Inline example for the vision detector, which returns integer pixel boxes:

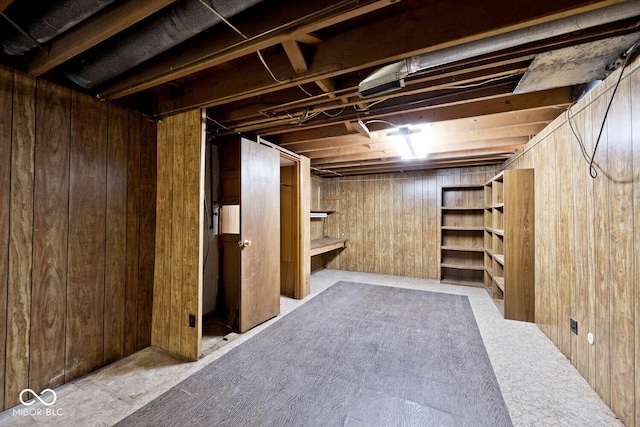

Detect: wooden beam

[315,78,336,98]
[276,103,564,147]
[315,158,507,176]
[344,120,371,138]
[282,40,309,74]
[304,137,530,159]
[311,143,523,165]
[100,0,397,99]
[157,0,621,115]
[0,0,12,14]
[295,33,324,45]
[238,81,518,135]
[28,0,175,76]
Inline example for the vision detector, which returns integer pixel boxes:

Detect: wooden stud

[5,72,35,408]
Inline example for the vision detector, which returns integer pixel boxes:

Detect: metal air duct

[358,1,640,98]
[1,0,117,56]
[64,0,262,89]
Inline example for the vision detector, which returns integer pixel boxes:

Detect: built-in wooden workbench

[310,237,348,256]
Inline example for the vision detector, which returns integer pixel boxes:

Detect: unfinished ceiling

[1,0,639,176]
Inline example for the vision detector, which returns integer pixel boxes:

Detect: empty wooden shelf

[440,184,485,287]
[310,237,347,256]
[484,169,535,322]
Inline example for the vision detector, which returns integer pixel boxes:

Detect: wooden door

[239,138,280,332]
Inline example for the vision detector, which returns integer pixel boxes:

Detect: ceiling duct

[64,0,263,89]
[1,0,117,56]
[358,1,640,98]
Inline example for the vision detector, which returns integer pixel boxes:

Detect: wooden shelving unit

[484,169,535,322]
[440,184,485,287]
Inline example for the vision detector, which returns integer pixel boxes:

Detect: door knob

[238,239,252,248]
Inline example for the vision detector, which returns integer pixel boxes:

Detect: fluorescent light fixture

[387,124,431,160]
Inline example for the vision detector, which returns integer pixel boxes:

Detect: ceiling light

[387,125,430,160]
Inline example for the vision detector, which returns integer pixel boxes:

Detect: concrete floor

[0,269,623,426]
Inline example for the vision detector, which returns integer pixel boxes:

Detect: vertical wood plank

[557,126,573,359]
[378,177,391,275]
[152,117,171,351]
[362,178,375,273]
[66,91,107,381]
[569,102,593,381]
[181,110,203,360]
[606,75,634,425]
[29,80,70,394]
[632,62,640,427]
[591,83,612,406]
[5,72,35,408]
[298,156,310,297]
[137,117,157,350]
[169,114,184,355]
[427,171,438,279]
[124,112,141,356]
[402,177,415,277]
[0,66,12,410]
[392,178,403,277]
[103,104,128,364]
[414,175,424,278]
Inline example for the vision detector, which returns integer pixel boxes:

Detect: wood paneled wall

[505,54,640,426]
[0,66,156,410]
[312,166,495,278]
[153,110,204,361]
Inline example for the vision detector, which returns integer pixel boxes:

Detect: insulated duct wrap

[1,0,116,56]
[64,0,262,89]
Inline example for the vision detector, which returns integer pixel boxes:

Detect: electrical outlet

[189,314,196,328]
[570,317,578,335]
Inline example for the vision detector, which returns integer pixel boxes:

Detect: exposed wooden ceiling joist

[0,0,12,14]
[100,0,397,99]
[156,0,622,115]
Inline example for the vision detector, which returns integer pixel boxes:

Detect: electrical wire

[298,84,314,97]
[198,0,289,84]
[441,73,521,89]
[566,105,591,164]
[353,97,388,112]
[206,115,233,131]
[364,119,400,128]
[569,40,638,178]
[323,107,345,118]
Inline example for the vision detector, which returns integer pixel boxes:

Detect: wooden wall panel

[104,105,128,364]
[504,55,640,426]
[299,156,311,298]
[66,92,108,380]
[181,109,204,360]
[137,118,157,350]
[29,81,70,394]
[606,75,634,423]
[152,110,203,361]
[633,65,640,427]
[591,85,612,407]
[313,167,493,279]
[0,65,156,411]
[5,72,35,408]
[125,112,141,356]
[0,66,12,411]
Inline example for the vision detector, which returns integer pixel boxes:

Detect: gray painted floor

[0,270,623,426]
[116,282,512,426]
